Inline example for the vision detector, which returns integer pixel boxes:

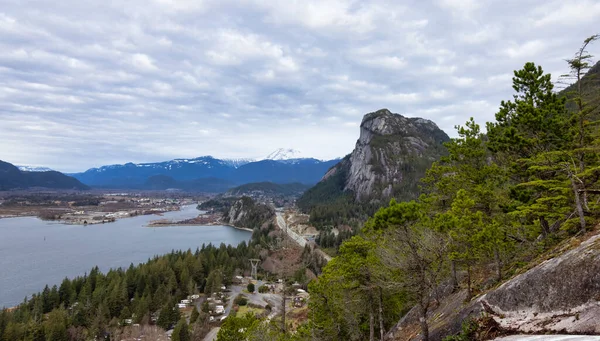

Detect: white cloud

[0,0,598,171]
[505,40,545,59]
[130,53,158,71]
[534,0,600,27]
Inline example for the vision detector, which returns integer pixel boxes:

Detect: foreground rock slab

[494,336,600,341]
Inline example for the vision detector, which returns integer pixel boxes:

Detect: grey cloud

[0,0,598,172]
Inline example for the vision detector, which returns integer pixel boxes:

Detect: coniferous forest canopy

[1,36,600,341]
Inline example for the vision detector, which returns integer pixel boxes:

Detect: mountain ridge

[70,155,340,189]
[0,160,89,191]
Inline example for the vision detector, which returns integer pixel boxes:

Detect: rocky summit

[320,109,449,202]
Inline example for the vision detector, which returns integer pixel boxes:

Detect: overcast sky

[0,0,598,172]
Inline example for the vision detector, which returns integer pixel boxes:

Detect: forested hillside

[0,243,257,340]
[0,160,89,191]
[307,37,600,341]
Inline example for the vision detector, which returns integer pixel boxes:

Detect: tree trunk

[450,260,458,292]
[466,265,472,299]
[571,176,586,233]
[281,283,287,335]
[494,248,502,282]
[577,67,585,173]
[540,216,550,238]
[369,302,375,341]
[419,303,429,341]
[379,287,385,341]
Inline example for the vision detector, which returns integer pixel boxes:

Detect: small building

[215,305,225,314]
[177,303,187,309]
[180,299,191,305]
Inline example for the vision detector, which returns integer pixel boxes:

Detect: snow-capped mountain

[264,148,302,160]
[17,165,54,172]
[221,158,255,168]
[70,154,341,189]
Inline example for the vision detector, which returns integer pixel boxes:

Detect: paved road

[494,336,600,340]
[276,212,306,247]
[203,327,220,341]
[275,212,332,262]
[224,285,242,316]
[200,286,242,341]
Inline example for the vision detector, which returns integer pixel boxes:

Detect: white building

[215,305,225,314]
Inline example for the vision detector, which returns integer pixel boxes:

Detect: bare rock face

[481,234,600,334]
[342,109,448,202]
[386,233,600,341]
[223,196,274,229]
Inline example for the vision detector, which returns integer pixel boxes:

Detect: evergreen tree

[189,307,200,324]
[171,319,190,341]
[487,62,573,237]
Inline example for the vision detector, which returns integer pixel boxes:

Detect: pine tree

[487,62,573,237]
[171,319,190,341]
[190,307,200,324]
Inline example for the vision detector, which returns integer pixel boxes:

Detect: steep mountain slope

[562,59,600,118]
[72,156,339,188]
[298,109,449,216]
[223,196,275,229]
[0,160,89,190]
[386,231,600,340]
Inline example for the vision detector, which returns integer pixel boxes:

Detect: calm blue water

[0,205,251,308]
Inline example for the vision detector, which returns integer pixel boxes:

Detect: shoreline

[0,206,187,224]
[147,221,254,233]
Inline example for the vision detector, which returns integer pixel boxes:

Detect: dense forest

[0,237,266,340]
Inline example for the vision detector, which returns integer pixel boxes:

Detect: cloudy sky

[0,0,598,172]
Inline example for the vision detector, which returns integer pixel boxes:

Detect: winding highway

[275,212,332,262]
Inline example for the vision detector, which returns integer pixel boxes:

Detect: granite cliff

[298,109,449,219]
[223,196,275,230]
[386,230,600,340]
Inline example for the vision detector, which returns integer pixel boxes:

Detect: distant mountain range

[66,151,340,190]
[0,160,88,191]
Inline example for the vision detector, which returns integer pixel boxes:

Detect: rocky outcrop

[345,109,448,201]
[386,233,600,340]
[481,234,600,334]
[309,109,449,204]
[224,196,274,230]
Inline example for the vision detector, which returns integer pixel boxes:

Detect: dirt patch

[261,245,304,277]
